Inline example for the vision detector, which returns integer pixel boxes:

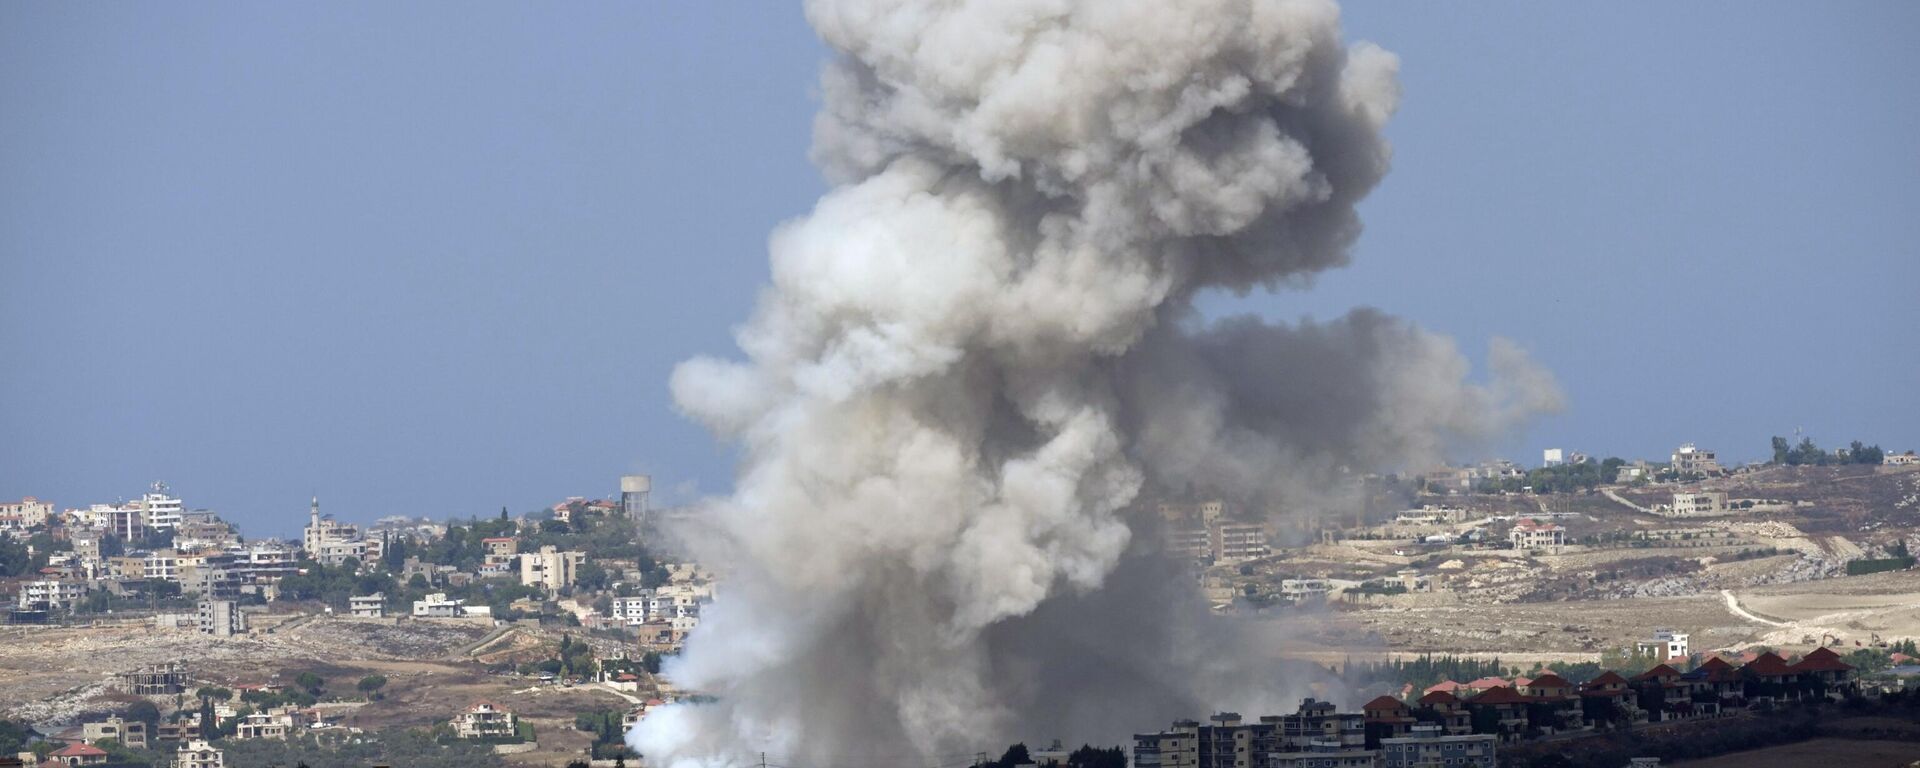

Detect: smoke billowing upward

[634,0,1560,764]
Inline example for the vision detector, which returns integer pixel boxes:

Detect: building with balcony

[1380,725,1495,768]
[451,701,517,740]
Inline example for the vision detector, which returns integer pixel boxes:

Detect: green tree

[125,700,160,727]
[991,744,1031,768]
[357,675,388,699]
[1771,436,1791,464]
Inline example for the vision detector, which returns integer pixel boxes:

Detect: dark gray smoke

[633,0,1560,764]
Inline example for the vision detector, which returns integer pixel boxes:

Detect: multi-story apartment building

[519,546,584,593]
[134,482,185,531]
[1211,521,1270,563]
[143,549,180,582]
[106,504,147,542]
[198,599,246,636]
[17,579,87,610]
[0,496,54,531]
[82,715,148,750]
[1670,444,1723,475]
[174,739,225,768]
[1379,725,1495,768]
[611,595,652,625]
[1134,701,1368,768]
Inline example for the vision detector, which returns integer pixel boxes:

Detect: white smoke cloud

[634,0,1559,765]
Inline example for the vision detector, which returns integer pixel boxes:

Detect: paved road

[1721,589,1789,627]
[1603,488,1652,514]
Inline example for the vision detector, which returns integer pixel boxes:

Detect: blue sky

[3,3,1915,537]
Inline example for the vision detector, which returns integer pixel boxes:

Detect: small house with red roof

[1681,657,1744,707]
[1464,686,1530,741]
[1361,695,1415,743]
[1631,664,1705,721]
[1791,647,1856,698]
[49,743,108,766]
[1414,689,1472,735]
[1578,671,1646,726]
[1740,651,1801,702]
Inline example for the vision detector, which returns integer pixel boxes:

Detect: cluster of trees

[0,718,33,755]
[1336,654,1509,692]
[0,531,58,578]
[530,633,599,679]
[984,744,1126,768]
[220,728,505,768]
[573,710,637,760]
[1472,458,1640,495]
[1771,436,1885,466]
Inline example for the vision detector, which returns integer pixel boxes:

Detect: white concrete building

[1639,628,1689,660]
[144,549,180,582]
[233,707,298,740]
[611,595,651,625]
[18,579,87,610]
[412,592,468,618]
[135,482,185,531]
[1543,448,1565,467]
[350,594,385,618]
[301,497,362,564]
[174,739,225,768]
[451,701,517,739]
[1669,491,1729,517]
[519,546,584,592]
[1508,518,1565,552]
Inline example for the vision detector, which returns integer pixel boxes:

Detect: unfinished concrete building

[115,662,188,695]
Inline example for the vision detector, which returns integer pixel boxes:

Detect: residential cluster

[1133,644,1863,768]
[2,475,717,652]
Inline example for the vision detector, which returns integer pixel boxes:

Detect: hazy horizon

[5,2,1916,538]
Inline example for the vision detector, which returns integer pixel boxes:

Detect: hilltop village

[2,436,1918,767]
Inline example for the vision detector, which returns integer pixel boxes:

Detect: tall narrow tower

[620,475,651,529]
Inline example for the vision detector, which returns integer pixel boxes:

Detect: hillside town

[3,436,1919,767]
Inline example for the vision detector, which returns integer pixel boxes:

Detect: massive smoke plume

[634,0,1560,764]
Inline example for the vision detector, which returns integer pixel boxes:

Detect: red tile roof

[1417,690,1461,706]
[1586,671,1628,687]
[1527,673,1570,689]
[1743,652,1793,676]
[1632,664,1682,682]
[1363,695,1408,711]
[1468,686,1530,705]
[53,743,108,757]
[1791,647,1854,673]
[1423,680,1465,694]
[1464,676,1510,690]
[1698,656,1734,671]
